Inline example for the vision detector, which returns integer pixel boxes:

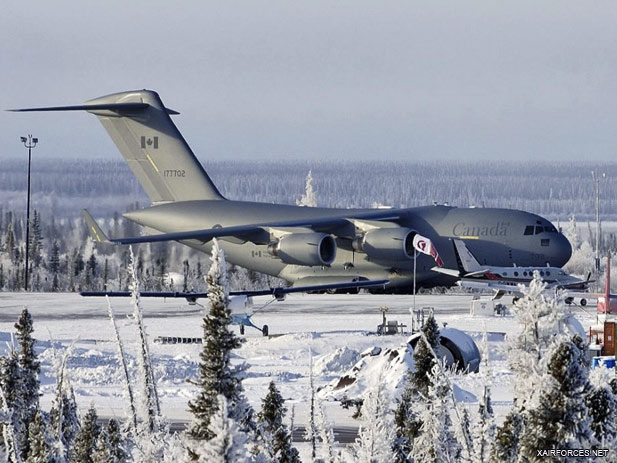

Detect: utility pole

[21,134,38,291]
[592,171,606,274]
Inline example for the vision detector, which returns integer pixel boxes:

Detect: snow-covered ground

[0,291,597,453]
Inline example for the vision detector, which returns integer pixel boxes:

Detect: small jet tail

[452,239,483,273]
[10,90,224,204]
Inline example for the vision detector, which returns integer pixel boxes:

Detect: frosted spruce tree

[519,337,595,460]
[49,340,80,461]
[188,239,253,446]
[106,297,138,432]
[92,428,112,463]
[25,410,57,463]
[73,406,100,463]
[0,349,25,462]
[197,395,250,463]
[410,360,460,463]
[492,408,523,463]
[257,381,300,463]
[352,372,395,463]
[128,247,161,434]
[296,170,317,207]
[15,308,41,460]
[471,329,495,463]
[393,314,441,462]
[507,272,567,405]
[315,397,337,463]
[586,365,617,447]
[304,349,318,461]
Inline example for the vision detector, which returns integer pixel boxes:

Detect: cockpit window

[545,225,557,233]
[524,226,534,235]
[535,226,542,234]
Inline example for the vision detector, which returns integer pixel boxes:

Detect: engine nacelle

[268,233,337,266]
[353,228,416,261]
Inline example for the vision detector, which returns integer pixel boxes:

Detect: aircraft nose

[552,233,572,267]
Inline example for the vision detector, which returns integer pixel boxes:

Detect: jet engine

[268,233,337,266]
[353,228,416,261]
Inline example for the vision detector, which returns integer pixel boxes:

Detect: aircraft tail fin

[452,239,483,273]
[11,90,224,204]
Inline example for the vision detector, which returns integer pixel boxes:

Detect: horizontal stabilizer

[7,102,149,113]
[7,102,180,115]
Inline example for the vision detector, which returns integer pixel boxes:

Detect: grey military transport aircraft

[11,90,572,292]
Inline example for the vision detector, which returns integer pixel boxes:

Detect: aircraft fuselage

[124,201,572,291]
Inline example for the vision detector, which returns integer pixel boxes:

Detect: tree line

[2,158,617,220]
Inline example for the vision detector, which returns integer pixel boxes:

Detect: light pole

[592,170,606,274]
[21,135,38,291]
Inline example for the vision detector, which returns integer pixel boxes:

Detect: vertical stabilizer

[11,90,225,203]
[452,239,483,273]
[87,90,224,203]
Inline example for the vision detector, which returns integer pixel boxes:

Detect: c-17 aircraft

[11,90,572,292]
[434,238,591,301]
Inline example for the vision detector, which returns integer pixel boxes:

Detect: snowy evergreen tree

[92,428,112,463]
[92,421,126,463]
[519,338,595,461]
[564,215,580,250]
[296,170,317,207]
[304,349,317,460]
[492,408,523,463]
[128,247,161,433]
[410,360,460,463]
[393,314,440,462]
[586,365,617,446]
[195,395,250,463]
[411,314,440,397]
[188,239,252,443]
[14,309,41,459]
[49,340,79,462]
[25,410,57,463]
[0,379,22,463]
[49,386,79,462]
[106,297,137,432]
[73,406,100,463]
[105,420,126,463]
[471,329,495,463]
[507,272,567,404]
[257,381,300,463]
[315,398,336,463]
[352,372,395,463]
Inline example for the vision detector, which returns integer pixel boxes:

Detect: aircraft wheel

[262,325,269,337]
[512,297,519,304]
[565,297,573,305]
[240,325,245,335]
[580,298,587,307]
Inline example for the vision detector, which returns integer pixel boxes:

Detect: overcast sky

[2,1,617,162]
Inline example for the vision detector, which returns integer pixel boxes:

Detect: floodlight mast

[21,134,38,291]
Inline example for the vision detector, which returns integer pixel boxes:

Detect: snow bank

[319,344,414,401]
[313,347,361,377]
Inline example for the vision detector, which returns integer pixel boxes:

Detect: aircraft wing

[458,279,524,296]
[80,279,389,300]
[430,267,461,278]
[82,209,404,246]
